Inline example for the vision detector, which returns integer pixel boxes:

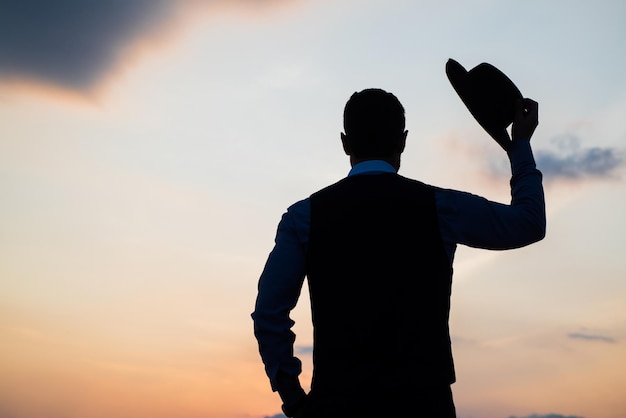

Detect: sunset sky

[1,1,625,417]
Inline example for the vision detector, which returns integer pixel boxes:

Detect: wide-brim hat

[446,58,522,146]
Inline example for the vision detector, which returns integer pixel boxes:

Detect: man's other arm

[251,200,309,414]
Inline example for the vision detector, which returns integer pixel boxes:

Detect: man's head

[341,88,407,169]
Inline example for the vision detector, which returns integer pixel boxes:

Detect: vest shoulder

[311,173,436,199]
[395,174,435,190]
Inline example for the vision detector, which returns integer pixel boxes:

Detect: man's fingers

[514,98,538,124]
[522,98,538,116]
[515,98,524,114]
[514,98,528,121]
[511,97,539,142]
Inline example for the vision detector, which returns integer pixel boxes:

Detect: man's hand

[492,98,539,151]
[511,98,539,143]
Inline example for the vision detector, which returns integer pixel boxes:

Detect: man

[252,88,545,417]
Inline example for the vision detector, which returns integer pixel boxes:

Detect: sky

[0,1,625,417]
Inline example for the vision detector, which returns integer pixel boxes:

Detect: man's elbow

[515,211,546,247]
[528,218,546,244]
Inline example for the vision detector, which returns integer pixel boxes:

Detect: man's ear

[341,132,351,155]
[397,130,408,153]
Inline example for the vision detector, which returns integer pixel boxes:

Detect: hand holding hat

[512,97,539,144]
[446,58,537,151]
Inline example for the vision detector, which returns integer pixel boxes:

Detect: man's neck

[350,154,401,171]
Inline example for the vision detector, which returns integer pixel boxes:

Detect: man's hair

[343,88,406,158]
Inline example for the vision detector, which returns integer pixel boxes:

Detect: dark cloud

[509,415,584,418]
[567,332,617,344]
[534,134,623,181]
[0,0,295,92]
[295,344,313,355]
[0,0,176,91]
[269,410,584,418]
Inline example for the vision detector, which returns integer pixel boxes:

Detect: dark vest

[307,173,454,400]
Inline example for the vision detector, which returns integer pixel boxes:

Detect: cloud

[481,133,624,183]
[436,130,623,191]
[534,134,623,181]
[509,415,584,418]
[0,0,294,93]
[0,0,176,91]
[295,345,313,355]
[268,410,585,418]
[567,332,617,344]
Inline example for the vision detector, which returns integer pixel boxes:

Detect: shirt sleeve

[436,140,546,257]
[251,198,310,402]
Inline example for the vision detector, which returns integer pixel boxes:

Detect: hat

[446,58,522,149]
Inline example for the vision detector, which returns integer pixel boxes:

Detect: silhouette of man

[252,88,545,417]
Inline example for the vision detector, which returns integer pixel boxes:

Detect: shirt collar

[348,160,397,177]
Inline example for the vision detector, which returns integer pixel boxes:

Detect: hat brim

[446,58,522,146]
